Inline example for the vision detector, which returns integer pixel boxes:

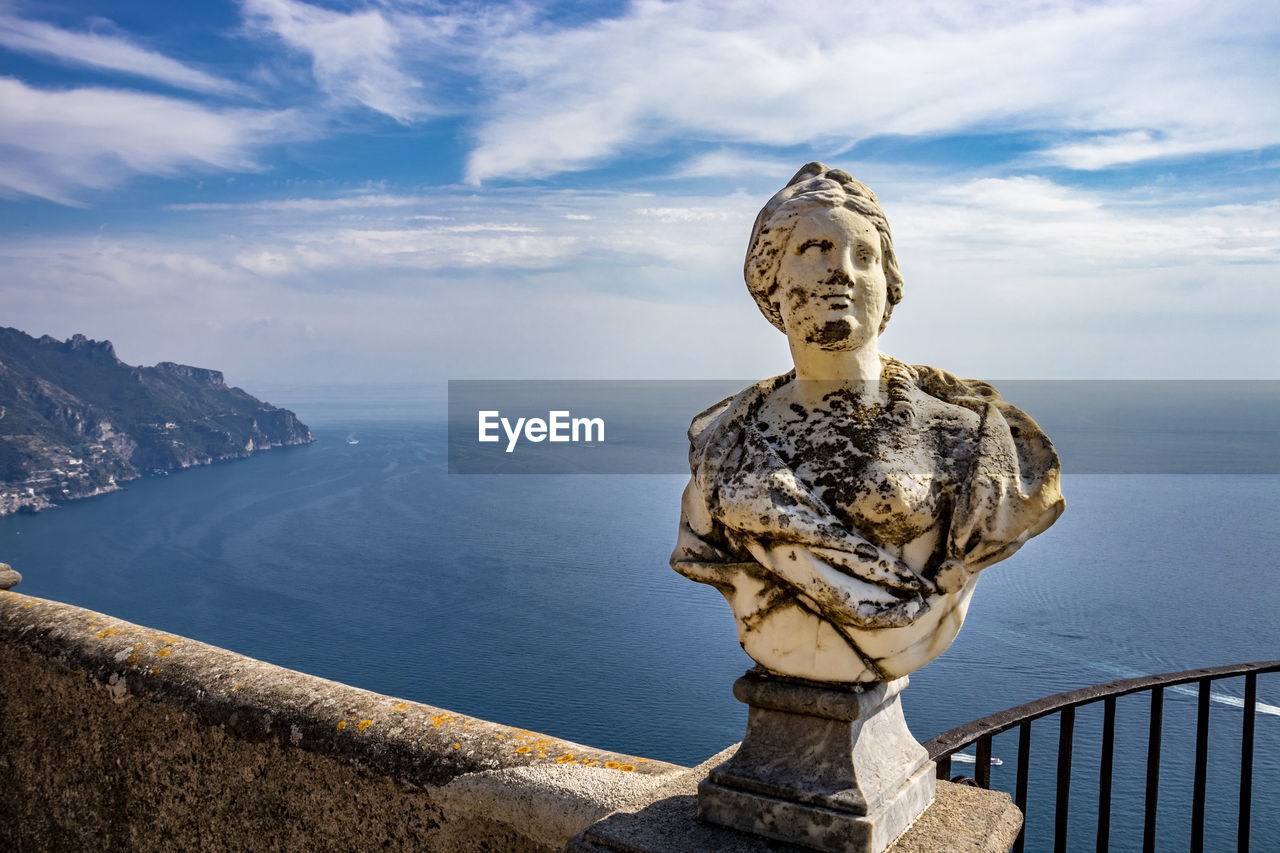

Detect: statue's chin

[813,319,857,347]
[789,316,876,353]
[722,568,981,684]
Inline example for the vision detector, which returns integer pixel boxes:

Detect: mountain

[0,328,313,515]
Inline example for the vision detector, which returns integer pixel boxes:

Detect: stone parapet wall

[0,591,685,852]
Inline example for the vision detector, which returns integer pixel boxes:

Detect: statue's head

[745,163,904,339]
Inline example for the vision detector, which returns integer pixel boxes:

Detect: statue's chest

[764,408,971,547]
[810,439,943,543]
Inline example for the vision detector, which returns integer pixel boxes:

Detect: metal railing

[924,660,1280,853]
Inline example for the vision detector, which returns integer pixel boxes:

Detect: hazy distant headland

[0,327,313,516]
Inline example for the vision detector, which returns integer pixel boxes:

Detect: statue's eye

[796,239,834,255]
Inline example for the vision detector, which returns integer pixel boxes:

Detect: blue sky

[1,0,1277,386]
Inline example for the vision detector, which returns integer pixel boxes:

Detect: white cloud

[893,177,1280,270]
[157,186,752,278]
[670,150,797,181]
[241,0,434,121]
[0,13,247,96]
[929,176,1102,216]
[1040,128,1280,171]
[4,0,1275,205]
[464,0,1280,180]
[5,178,1276,382]
[0,78,302,204]
[167,194,425,212]
[635,206,734,223]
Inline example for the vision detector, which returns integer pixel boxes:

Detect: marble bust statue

[672,162,1065,685]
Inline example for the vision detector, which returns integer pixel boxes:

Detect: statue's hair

[744,162,904,334]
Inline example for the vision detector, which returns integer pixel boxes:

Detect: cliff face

[0,328,314,515]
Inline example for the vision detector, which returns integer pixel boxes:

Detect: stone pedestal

[696,669,934,853]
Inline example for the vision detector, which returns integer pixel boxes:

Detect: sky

[0,0,1277,388]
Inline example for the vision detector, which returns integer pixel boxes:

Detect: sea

[3,390,1277,852]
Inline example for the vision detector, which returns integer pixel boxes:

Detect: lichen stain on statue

[672,162,1065,686]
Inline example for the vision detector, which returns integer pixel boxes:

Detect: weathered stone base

[689,669,934,851]
[568,746,1023,853]
[698,763,936,853]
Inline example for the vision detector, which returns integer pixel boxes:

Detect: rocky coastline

[0,328,314,516]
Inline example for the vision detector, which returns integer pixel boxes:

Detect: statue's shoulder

[899,358,1060,469]
[902,361,1003,406]
[687,395,736,443]
[687,373,792,447]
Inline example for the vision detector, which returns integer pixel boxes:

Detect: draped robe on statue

[671,357,1065,683]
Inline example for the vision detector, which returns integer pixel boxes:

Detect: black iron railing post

[923,661,1279,853]
[1097,695,1115,852]
[1013,721,1031,853]
[1239,672,1256,853]
[1143,685,1163,853]
[1191,678,1211,852]
[976,735,992,789]
[1054,707,1075,853]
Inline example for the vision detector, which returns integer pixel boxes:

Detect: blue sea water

[3,404,1278,851]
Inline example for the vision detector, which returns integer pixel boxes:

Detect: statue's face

[776,206,887,351]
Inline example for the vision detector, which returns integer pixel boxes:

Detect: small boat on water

[347,439,359,446]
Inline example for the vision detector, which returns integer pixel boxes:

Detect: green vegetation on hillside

[0,327,313,514]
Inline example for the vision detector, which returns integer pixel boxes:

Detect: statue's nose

[825,268,855,288]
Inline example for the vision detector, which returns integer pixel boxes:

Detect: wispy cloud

[139,178,1280,292]
[894,176,1280,271]
[668,149,797,182]
[241,0,435,121]
[464,0,1280,181]
[167,194,425,212]
[0,13,246,96]
[0,78,302,204]
[4,177,1277,380]
[1040,128,1280,172]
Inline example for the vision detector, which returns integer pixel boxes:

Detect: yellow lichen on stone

[391,703,410,711]
[156,649,171,657]
[336,720,347,731]
[357,719,373,732]
[452,744,460,750]
[127,655,138,664]
[604,761,620,769]
[555,754,576,764]
[515,746,531,754]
